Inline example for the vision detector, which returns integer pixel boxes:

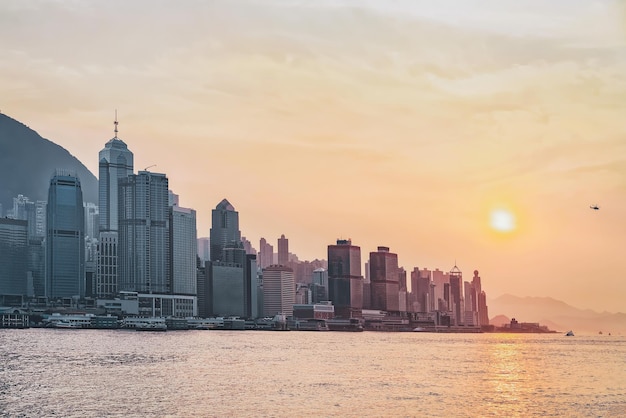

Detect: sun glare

[490,209,516,232]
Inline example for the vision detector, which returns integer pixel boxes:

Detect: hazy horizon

[1,0,625,312]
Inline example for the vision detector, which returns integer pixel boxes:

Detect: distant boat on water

[565,330,574,336]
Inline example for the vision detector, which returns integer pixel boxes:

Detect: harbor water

[1,329,624,417]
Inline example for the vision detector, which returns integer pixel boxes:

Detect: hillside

[488,294,626,335]
[0,113,97,210]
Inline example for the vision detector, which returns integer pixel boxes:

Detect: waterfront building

[196,257,208,317]
[46,171,86,299]
[0,218,28,297]
[449,264,463,325]
[277,234,289,266]
[118,171,169,294]
[27,236,45,297]
[209,199,240,262]
[97,119,134,298]
[369,246,400,312]
[170,204,197,296]
[262,265,295,317]
[327,239,363,318]
[292,301,335,320]
[210,262,246,317]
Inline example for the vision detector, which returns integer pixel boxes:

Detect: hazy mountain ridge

[489,294,626,334]
[0,113,97,210]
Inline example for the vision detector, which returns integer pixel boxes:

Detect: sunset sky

[1,0,625,312]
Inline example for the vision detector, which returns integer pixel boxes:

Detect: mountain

[0,113,97,211]
[488,294,626,335]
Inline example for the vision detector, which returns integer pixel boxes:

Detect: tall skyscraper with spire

[98,113,134,233]
[46,171,85,299]
[209,199,241,262]
[96,114,134,297]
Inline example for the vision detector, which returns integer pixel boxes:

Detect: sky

[1,0,625,312]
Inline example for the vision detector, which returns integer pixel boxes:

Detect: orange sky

[1,0,625,312]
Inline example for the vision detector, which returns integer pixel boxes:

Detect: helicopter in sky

[590,204,600,210]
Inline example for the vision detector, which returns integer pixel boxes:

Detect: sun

[490,209,516,232]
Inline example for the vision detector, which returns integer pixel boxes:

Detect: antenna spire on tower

[114,109,119,138]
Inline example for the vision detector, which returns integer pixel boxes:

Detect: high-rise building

[209,199,240,262]
[327,239,363,318]
[97,118,133,297]
[262,265,295,317]
[473,270,489,327]
[46,171,85,299]
[98,118,134,233]
[369,246,400,312]
[170,205,197,295]
[411,268,431,313]
[311,267,328,304]
[96,232,118,297]
[277,234,289,266]
[27,236,45,298]
[118,171,169,294]
[0,218,28,297]
[258,238,273,269]
[449,264,463,325]
[197,237,210,263]
[84,203,99,240]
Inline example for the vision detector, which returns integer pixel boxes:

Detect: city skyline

[1,1,625,312]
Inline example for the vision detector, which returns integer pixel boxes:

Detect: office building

[98,119,134,233]
[277,234,289,266]
[46,171,85,299]
[369,246,400,312]
[209,199,240,262]
[97,120,133,298]
[0,218,28,297]
[327,239,363,318]
[262,265,295,317]
[118,171,169,294]
[197,237,210,263]
[170,204,197,295]
[258,238,273,269]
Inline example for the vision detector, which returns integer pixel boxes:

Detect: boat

[565,330,574,336]
[136,322,167,332]
[54,320,83,329]
[412,327,427,332]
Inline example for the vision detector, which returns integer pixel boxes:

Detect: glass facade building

[0,218,28,296]
[209,199,240,262]
[46,172,85,299]
[170,205,197,295]
[118,171,169,294]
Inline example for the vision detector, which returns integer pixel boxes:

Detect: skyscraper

[98,117,134,233]
[277,234,289,266]
[209,199,240,262]
[170,204,197,295]
[46,171,85,299]
[258,238,273,269]
[449,264,463,325]
[97,117,133,297]
[327,239,363,318]
[0,218,28,297]
[369,246,400,312]
[118,171,169,294]
[262,265,295,317]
